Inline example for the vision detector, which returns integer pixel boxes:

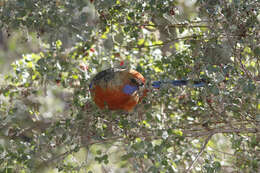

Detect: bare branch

[183,127,259,138]
[143,24,210,28]
[186,134,213,173]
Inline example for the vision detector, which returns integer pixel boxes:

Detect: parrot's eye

[131,78,143,87]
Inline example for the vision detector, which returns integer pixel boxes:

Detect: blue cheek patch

[89,83,93,89]
[123,85,138,95]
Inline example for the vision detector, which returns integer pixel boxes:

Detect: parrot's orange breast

[90,68,146,111]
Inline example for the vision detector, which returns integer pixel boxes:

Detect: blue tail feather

[151,81,161,88]
[171,80,188,86]
[152,80,205,88]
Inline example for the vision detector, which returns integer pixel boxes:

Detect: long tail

[151,80,206,89]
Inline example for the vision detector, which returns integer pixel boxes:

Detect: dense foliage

[0,0,259,172]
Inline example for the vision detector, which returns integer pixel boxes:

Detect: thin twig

[186,134,213,173]
[143,24,209,28]
[36,149,73,169]
[115,33,244,49]
[183,127,258,138]
[210,147,235,156]
[117,35,204,49]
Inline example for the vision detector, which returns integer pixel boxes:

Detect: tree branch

[143,24,209,28]
[183,127,259,138]
[186,134,213,173]
[117,35,204,49]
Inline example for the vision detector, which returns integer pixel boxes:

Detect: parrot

[89,68,205,111]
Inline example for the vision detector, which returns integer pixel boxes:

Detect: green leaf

[72,75,78,79]
[243,81,256,93]
[253,47,260,56]
[128,12,134,18]
[121,152,134,160]
[138,39,145,45]
[172,129,183,136]
[210,85,219,95]
[56,40,62,49]
[213,161,221,171]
